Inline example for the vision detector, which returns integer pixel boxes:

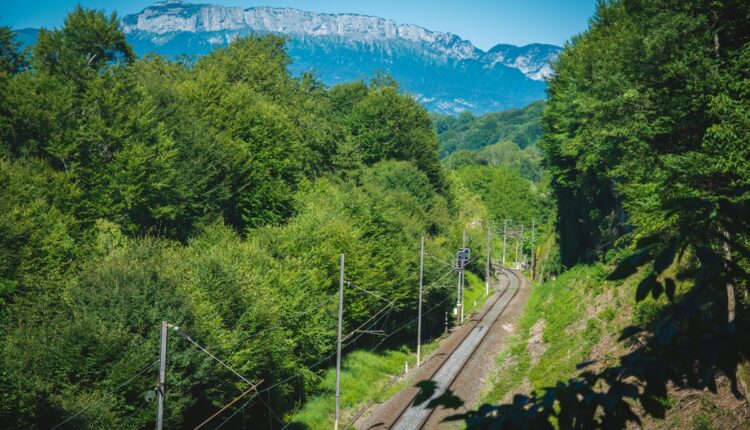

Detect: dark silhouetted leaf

[608,250,653,280]
[426,389,464,410]
[618,325,643,341]
[636,274,657,302]
[664,278,676,301]
[412,380,437,406]
[653,241,676,274]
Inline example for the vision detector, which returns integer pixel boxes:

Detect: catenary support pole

[531,219,535,279]
[334,254,344,430]
[502,220,508,266]
[460,267,465,323]
[486,225,491,296]
[520,225,524,267]
[417,236,425,367]
[456,259,462,325]
[157,320,167,430]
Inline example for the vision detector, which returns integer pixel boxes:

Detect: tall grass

[287,269,494,429]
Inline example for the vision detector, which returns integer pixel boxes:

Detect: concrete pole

[456,262,462,325]
[502,220,507,266]
[531,219,535,279]
[486,226,491,296]
[334,254,344,430]
[417,236,424,367]
[460,268,465,324]
[520,224,524,267]
[157,321,167,430]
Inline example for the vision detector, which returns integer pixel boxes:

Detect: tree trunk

[723,230,748,412]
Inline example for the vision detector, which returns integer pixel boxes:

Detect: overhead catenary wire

[213,392,260,430]
[346,281,391,304]
[181,260,460,428]
[173,326,254,386]
[369,293,456,352]
[213,302,398,430]
[255,389,286,428]
[50,359,159,430]
[425,253,453,268]
[192,381,263,430]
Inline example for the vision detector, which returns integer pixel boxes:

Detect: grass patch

[286,347,423,429]
[482,264,610,403]
[463,271,490,316]
[288,271,496,429]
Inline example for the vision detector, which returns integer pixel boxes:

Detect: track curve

[387,267,521,430]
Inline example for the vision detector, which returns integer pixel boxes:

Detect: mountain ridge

[16,1,562,114]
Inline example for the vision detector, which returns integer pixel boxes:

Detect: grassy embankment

[288,271,490,429]
[479,262,746,429]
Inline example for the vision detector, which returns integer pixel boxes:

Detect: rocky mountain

[19,1,562,114]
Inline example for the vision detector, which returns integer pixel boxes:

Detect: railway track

[386,266,521,430]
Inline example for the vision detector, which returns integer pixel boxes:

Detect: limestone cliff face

[119,0,562,113]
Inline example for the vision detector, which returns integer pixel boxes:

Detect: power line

[346,281,391,304]
[256,388,286,428]
[370,293,455,352]
[193,381,263,430]
[50,359,159,430]
[425,253,453,268]
[173,326,254,386]
[213,392,259,430]
[221,295,338,352]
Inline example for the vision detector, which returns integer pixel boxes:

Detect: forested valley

[2,0,750,429]
[0,6,551,429]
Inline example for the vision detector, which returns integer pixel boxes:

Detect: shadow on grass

[411,195,750,428]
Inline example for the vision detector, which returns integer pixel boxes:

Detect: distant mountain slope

[15,1,561,114]
[434,100,544,157]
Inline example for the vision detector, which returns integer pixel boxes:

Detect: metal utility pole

[531,219,535,279]
[334,254,344,430]
[455,247,468,325]
[520,225,524,268]
[456,263,462,325]
[502,220,508,266]
[485,226,491,296]
[417,236,425,367]
[157,320,168,430]
[460,267,465,323]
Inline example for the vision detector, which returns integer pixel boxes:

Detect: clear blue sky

[1,0,596,49]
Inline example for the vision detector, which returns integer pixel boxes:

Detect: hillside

[14,0,561,114]
[481,263,749,429]
[450,0,750,428]
[0,9,501,427]
[434,100,544,157]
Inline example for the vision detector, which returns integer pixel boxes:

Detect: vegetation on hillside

[433,100,543,158]
[0,7,487,429]
[452,0,750,428]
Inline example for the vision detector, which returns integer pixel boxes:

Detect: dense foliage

[452,0,750,428]
[433,100,543,157]
[0,8,474,429]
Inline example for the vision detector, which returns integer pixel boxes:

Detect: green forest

[457,0,750,428]
[0,7,512,429]
[2,0,749,428]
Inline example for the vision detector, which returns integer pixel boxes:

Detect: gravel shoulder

[354,268,528,430]
[424,269,530,429]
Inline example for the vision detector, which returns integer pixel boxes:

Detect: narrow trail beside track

[354,265,530,430]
